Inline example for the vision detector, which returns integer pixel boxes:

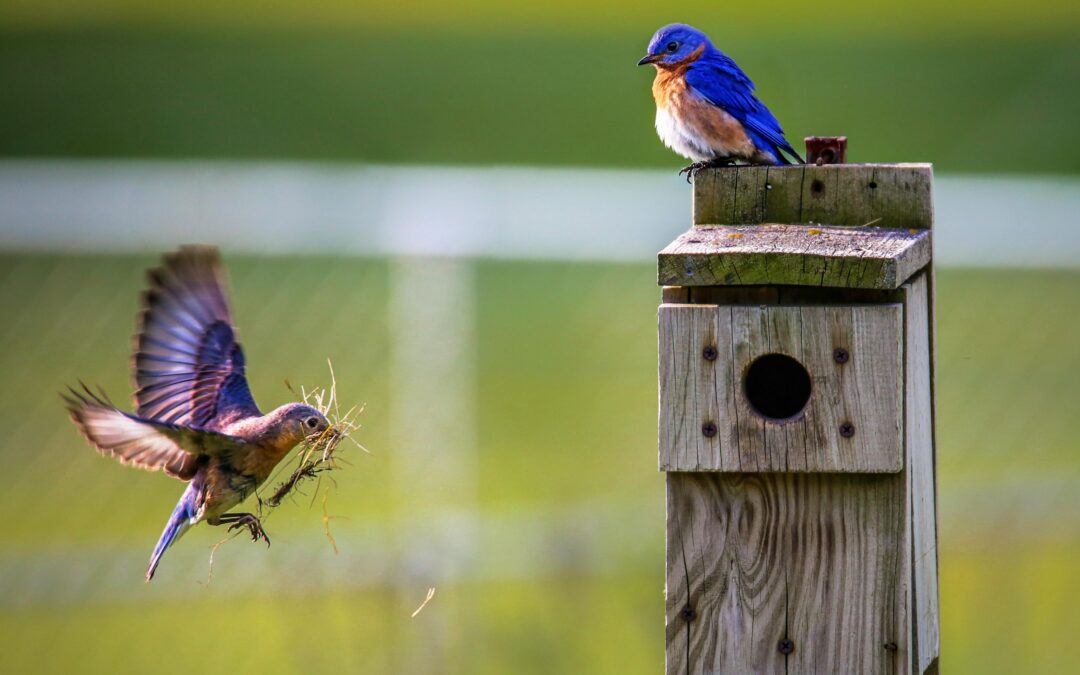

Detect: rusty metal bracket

[804,136,847,165]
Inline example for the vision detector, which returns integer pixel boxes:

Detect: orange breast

[651,58,756,161]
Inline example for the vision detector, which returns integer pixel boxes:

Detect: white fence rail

[1,160,1078,267]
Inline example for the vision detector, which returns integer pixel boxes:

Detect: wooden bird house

[657,163,939,674]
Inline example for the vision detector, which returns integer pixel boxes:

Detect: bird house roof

[659,164,934,289]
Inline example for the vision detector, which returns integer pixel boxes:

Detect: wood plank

[658,303,903,473]
[761,165,804,224]
[799,164,841,226]
[658,305,739,471]
[692,164,933,230]
[662,286,689,303]
[666,472,908,674]
[692,167,739,225]
[832,165,879,226]
[869,165,935,232]
[761,306,811,472]
[904,273,940,673]
[658,224,931,289]
[732,166,770,224]
[731,305,769,471]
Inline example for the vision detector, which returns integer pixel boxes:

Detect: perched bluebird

[64,247,331,581]
[638,23,804,179]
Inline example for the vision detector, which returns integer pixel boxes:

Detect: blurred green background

[1,0,1078,173]
[1,1,1079,674]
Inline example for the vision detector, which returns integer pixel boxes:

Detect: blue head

[638,24,713,68]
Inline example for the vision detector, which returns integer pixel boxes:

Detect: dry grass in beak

[265,359,367,509]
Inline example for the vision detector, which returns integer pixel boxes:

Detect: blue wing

[685,52,804,164]
[133,246,260,430]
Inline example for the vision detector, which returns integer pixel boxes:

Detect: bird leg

[214,512,271,547]
[678,157,736,183]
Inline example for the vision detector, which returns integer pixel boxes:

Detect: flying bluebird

[64,246,331,581]
[638,23,804,179]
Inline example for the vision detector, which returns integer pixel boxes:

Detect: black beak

[637,54,661,66]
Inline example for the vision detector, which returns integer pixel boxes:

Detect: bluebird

[64,246,331,581]
[638,23,804,179]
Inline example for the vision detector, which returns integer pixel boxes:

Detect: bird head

[638,24,711,68]
[274,402,331,442]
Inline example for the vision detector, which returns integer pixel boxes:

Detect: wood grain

[692,164,933,230]
[658,305,739,471]
[666,472,908,674]
[904,273,940,673]
[662,286,690,303]
[657,224,931,289]
[658,303,903,473]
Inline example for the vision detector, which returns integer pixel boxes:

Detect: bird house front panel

[659,303,903,472]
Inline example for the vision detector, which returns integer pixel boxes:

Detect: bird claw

[228,514,271,547]
[678,161,707,183]
[678,158,735,183]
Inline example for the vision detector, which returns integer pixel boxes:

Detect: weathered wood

[658,303,903,473]
[662,286,689,303]
[692,164,933,230]
[658,305,740,471]
[904,273,940,673]
[666,472,907,675]
[662,160,938,673]
[658,224,931,289]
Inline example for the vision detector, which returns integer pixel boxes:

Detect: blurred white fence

[1,160,1078,266]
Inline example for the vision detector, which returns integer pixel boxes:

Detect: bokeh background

[1,1,1078,673]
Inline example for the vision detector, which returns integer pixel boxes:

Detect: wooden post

[658,164,940,674]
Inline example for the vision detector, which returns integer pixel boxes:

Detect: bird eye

[305,417,319,429]
[666,41,679,52]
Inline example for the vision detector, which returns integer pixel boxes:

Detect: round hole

[744,353,812,421]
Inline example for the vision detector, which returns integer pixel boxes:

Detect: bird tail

[782,142,806,165]
[146,484,198,582]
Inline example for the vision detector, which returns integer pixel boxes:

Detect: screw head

[702,422,718,438]
[778,639,795,655]
[833,347,850,364]
[679,605,696,622]
[702,345,718,361]
[839,422,855,438]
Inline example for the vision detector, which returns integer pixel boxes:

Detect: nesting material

[266,360,366,510]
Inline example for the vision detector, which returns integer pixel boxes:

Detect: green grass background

[0,257,1077,673]
[1,1,1078,173]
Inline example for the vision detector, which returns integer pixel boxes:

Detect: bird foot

[678,158,736,183]
[228,514,271,547]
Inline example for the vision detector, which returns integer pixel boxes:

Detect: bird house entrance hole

[743,353,811,421]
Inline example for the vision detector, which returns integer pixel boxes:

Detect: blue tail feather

[146,484,198,582]
[745,127,800,165]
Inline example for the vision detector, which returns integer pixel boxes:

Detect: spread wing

[134,246,260,430]
[686,53,804,164]
[65,386,245,480]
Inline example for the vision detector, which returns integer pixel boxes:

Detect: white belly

[655,107,715,162]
